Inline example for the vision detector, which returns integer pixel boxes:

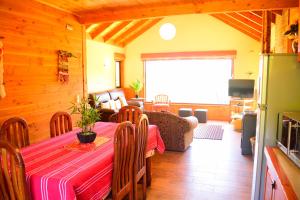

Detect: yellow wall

[86,39,124,93]
[124,14,261,88]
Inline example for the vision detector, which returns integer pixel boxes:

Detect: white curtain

[145,59,232,104]
[0,39,6,99]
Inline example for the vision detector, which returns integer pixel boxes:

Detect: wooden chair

[0,141,29,200]
[133,114,149,200]
[0,117,30,148]
[117,106,142,124]
[152,94,170,112]
[50,112,72,138]
[112,121,135,200]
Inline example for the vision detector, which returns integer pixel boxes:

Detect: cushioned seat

[178,108,193,117]
[88,88,143,122]
[194,109,208,123]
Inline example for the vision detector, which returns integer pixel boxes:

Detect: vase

[292,38,298,53]
[77,132,96,143]
[135,94,139,98]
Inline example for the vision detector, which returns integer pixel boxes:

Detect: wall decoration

[57,50,76,83]
[0,37,6,99]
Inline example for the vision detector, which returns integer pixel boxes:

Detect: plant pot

[77,132,97,143]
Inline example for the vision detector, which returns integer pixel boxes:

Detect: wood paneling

[0,0,84,143]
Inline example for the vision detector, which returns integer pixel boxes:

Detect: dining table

[21,122,165,200]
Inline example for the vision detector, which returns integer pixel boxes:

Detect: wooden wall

[0,0,85,143]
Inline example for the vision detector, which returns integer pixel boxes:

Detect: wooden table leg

[146,156,152,187]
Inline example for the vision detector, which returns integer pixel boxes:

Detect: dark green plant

[284,22,298,36]
[70,97,100,135]
[130,79,143,96]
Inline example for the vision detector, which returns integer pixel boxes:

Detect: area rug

[194,124,224,140]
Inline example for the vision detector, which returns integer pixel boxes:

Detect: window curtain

[0,38,6,99]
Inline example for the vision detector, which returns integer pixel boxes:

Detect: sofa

[88,88,143,122]
[143,111,198,151]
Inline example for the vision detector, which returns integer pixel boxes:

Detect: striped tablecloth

[21,122,165,200]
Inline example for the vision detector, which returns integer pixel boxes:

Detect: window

[114,53,125,88]
[145,58,233,104]
[115,61,121,88]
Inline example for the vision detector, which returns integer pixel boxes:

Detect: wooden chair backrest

[50,112,72,138]
[0,117,30,148]
[0,141,29,200]
[134,114,149,178]
[112,121,135,200]
[117,106,142,124]
[154,94,169,104]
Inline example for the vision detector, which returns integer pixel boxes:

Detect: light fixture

[159,23,176,40]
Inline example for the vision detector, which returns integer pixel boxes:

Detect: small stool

[194,109,207,123]
[178,108,193,117]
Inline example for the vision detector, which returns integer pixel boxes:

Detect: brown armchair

[143,111,198,151]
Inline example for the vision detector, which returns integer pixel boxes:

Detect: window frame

[142,51,236,104]
[114,53,125,88]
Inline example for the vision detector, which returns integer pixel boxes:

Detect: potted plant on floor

[130,79,143,98]
[70,97,100,143]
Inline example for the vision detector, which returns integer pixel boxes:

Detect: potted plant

[70,97,100,143]
[130,79,143,98]
[284,22,298,53]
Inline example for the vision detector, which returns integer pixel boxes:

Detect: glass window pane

[115,61,120,88]
[145,59,232,104]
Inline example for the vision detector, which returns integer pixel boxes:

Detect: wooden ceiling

[36,0,296,23]
[36,0,295,46]
[86,10,282,47]
[86,18,162,47]
[211,11,279,41]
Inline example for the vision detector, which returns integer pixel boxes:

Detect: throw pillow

[115,99,122,110]
[101,101,110,109]
[109,100,116,110]
[119,96,128,106]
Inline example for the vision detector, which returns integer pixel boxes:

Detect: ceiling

[36,0,293,46]
[36,0,296,23]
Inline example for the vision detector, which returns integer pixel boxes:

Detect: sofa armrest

[127,100,142,107]
[182,116,198,129]
[98,108,117,122]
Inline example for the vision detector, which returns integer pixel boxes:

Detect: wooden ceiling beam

[120,18,162,47]
[103,21,131,42]
[252,11,276,23]
[226,12,262,32]
[262,11,272,53]
[211,14,261,41]
[238,12,262,25]
[272,10,283,15]
[90,22,113,39]
[77,0,297,24]
[113,19,149,45]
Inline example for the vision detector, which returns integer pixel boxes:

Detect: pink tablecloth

[21,122,165,200]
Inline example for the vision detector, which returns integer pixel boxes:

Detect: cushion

[101,101,110,109]
[115,99,122,110]
[109,100,116,110]
[119,96,128,106]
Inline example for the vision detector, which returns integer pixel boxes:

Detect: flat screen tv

[228,79,255,98]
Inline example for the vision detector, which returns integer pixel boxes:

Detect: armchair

[143,111,198,151]
[152,94,170,112]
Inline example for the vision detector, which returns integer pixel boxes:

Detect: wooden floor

[145,121,254,200]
